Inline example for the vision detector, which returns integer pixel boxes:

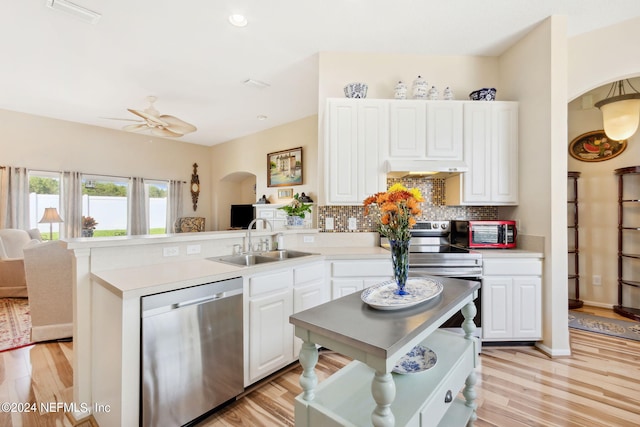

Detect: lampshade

[595,80,640,141]
[39,207,63,224]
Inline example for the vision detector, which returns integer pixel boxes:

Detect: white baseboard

[579,300,614,309]
[535,342,571,357]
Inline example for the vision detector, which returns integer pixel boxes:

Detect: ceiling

[2,1,640,146]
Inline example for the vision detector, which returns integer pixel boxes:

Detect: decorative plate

[393,345,437,374]
[360,277,444,311]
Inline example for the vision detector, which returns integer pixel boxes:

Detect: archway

[217,171,257,231]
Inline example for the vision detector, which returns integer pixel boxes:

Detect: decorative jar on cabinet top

[394,81,407,99]
[412,76,428,99]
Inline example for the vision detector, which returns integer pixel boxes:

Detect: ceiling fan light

[598,97,640,141]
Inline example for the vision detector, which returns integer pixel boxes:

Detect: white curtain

[166,180,183,233]
[128,177,148,235]
[61,171,83,238]
[0,166,30,229]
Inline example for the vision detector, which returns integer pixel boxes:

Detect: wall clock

[191,162,200,211]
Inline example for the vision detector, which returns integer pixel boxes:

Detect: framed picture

[267,147,303,187]
[569,130,627,162]
[277,188,293,199]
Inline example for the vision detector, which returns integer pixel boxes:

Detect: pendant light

[594,79,640,141]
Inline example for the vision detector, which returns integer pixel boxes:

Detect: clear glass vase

[389,239,410,295]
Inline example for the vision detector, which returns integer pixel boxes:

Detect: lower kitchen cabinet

[482,257,542,341]
[327,258,392,299]
[245,261,327,386]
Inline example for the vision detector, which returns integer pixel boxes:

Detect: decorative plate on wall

[569,130,627,162]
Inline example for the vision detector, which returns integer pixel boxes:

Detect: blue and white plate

[360,277,443,310]
[393,345,437,374]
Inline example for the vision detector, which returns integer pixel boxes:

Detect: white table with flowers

[289,275,480,427]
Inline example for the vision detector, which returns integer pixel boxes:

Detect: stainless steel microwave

[450,220,517,249]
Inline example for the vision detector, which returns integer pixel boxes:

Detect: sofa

[23,240,73,342]
[0,228,42,297]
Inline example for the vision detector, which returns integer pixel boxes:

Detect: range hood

[385,159,468,179]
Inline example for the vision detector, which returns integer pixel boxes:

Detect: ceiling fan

[119,96,197,137]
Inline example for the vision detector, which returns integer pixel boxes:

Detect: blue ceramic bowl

[344,82,368,98]
[469,88,496,101]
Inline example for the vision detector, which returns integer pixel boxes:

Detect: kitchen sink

[211,250,314,267]
[213,254,279,266]
[259,249,314,260]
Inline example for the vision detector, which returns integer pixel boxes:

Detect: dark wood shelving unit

[614,166,640,321]
[568,171,583,309]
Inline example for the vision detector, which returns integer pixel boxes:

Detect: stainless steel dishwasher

[141,277,243,427]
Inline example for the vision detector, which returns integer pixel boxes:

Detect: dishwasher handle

[174,293,224,309]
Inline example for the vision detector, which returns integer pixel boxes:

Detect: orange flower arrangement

[363,183,424,241]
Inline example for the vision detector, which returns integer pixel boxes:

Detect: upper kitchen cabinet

[445,102,519,205]
[325,99,388,205]
[389,100,464,161]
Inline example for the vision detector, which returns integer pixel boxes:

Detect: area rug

[0,297,32,352]
[569,310,640,342]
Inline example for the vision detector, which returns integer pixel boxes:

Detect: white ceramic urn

[412,75,428,99]
[443,86,455,100]
[428,85,439,100]
[394,81,407,99]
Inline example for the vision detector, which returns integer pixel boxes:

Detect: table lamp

[39,207,63,240]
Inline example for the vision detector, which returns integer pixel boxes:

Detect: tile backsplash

[317,177,498,232]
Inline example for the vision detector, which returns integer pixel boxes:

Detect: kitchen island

[290,276,480,427]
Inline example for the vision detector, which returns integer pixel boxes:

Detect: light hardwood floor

[1,307,638,427]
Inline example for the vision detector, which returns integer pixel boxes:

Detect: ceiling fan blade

[159,115,197,134]
[127,108,168,127]
[151,127,183,137]
[123,123,150,133]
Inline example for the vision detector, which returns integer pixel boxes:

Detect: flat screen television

[230,204,255,229]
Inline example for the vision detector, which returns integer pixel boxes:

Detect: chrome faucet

[245,218,273,253]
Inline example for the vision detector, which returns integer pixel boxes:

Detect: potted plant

[278,193,312,227]
[82,216,98,237]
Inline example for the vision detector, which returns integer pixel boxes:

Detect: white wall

[0,108,211,227]
[209,116,318,230]
[497,16,570,355]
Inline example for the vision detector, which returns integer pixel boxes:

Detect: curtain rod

[1,165,186,184]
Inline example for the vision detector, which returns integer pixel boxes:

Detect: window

[29,171,61,240]
[147,181,168,234]
[82,176,128,237]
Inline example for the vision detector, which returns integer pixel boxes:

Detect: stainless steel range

[381,220,482,279]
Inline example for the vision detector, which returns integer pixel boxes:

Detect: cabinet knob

[444,390,453,403]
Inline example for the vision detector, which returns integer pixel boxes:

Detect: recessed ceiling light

[257,115,268,121]
[46,0,101,24]
[228,14,248,27]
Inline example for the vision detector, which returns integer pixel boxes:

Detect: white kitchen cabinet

[445,101,518,205]
[245,261,327,385]
[482,257,542,341]
[327,258,392,299]
[389,100,463,161]
[246,268,294,384]
[293,261,327,356]
[325,99,388,205]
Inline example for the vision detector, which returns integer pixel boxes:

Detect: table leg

[299,341,318,401]
[371,371,396,427]
[461,300,478,425]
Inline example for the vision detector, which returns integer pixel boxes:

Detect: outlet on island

[348,217,357,230]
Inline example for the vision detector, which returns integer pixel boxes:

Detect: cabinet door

[389,101,426,158]
[327,100,359,203]
[481,277,513,340]
[461,102,492,203]
[513,276,542,339]
[490,102,519,204]
[326,99,387,204]
[248,288,294,383]
[293,279,326,356]
[331,279,364,299]
[425,101,463,161]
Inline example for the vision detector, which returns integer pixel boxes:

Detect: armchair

[23,240,73,342]
[174,217,205,233]
[0,228,40,297]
